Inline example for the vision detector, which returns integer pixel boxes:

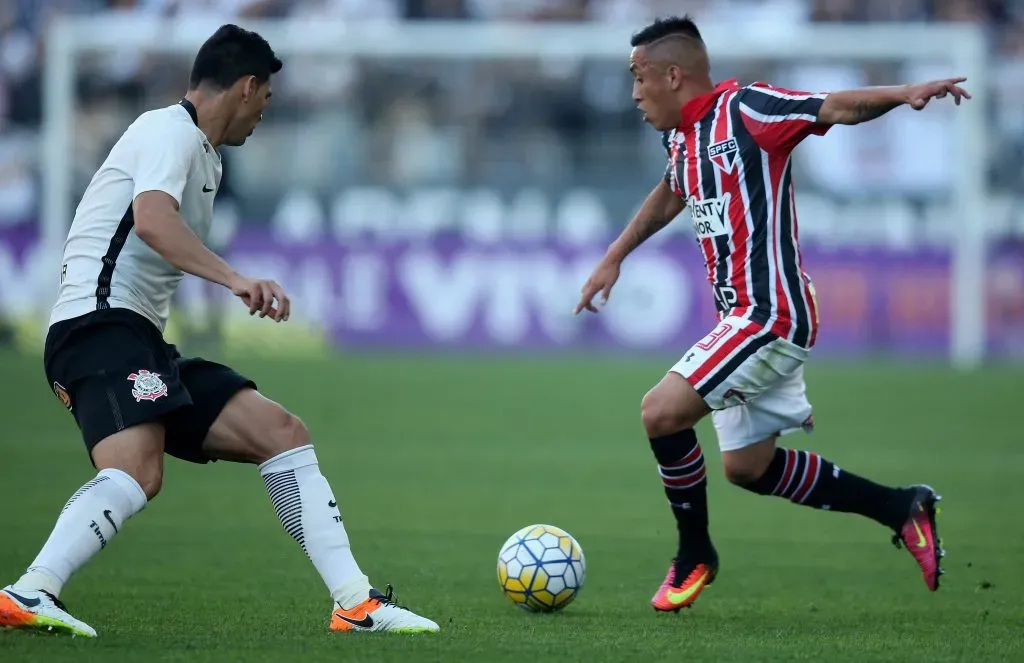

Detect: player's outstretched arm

[574,179,684,315]
[134,191,290,321]
[817,78,971,126]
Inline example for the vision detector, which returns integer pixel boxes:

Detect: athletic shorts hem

[166,376,257,465]
[714,415,814,452]
[79,388,193,454]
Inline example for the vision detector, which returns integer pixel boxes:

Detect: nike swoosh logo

[334,612,373,628]
[202,185,214,193]
[103,509,119,534]
[912,519,929,548]
[5,590,41,608]
[328,500,337,508]
[665,571,709,605]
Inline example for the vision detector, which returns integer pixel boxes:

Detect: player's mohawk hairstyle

[630,15,703,47]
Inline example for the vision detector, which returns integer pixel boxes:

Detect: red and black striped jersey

[662,78,827,348]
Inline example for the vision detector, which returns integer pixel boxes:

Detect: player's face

[630,47,679,132]
[224,77,272,147]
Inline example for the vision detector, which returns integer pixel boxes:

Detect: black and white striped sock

[259,445,370,607]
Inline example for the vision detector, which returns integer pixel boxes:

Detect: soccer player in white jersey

[0,24,438,636]
[575,16,969,612]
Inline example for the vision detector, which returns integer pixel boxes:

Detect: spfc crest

[707,137,739,174]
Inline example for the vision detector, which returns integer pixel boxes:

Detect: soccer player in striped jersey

[575,15,970,612]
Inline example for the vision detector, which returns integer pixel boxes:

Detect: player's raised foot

[891,484,945,591]
[0,586,97,638]
[330,585,439,634]
[651,547,719,612]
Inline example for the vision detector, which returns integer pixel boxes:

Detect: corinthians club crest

[127,370,168,402]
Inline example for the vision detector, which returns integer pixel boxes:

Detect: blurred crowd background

[0,0,1022,358]
[2,0,1023,228]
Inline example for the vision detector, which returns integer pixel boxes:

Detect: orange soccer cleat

[651,547,719,612]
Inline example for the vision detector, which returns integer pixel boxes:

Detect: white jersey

[49,101,222,331]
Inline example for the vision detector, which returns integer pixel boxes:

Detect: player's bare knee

[260,405,310,462]
[722,442,776,487]
[91,424,165,499]
[94,459,163,500]
[641,378,705,437]
[107,457,163,499]
[280,411,310,452]
[641,390,693,438]
[136,468,164,500]
[722,462,762,487]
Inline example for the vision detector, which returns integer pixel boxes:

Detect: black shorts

[43,308,256,465]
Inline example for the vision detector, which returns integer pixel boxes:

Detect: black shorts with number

[43,308,256,465]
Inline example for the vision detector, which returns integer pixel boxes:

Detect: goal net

[17,16,1009,366]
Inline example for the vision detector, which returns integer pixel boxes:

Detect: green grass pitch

[0,350,1021,662]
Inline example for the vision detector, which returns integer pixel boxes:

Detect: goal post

[41,17,990,367]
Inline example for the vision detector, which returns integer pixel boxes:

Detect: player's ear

[667,65,684,90]
[241,75,259,103]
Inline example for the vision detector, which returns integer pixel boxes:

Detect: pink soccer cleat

[892,484,944,591]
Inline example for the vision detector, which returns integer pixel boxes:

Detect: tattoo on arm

[848,98,901,124]
[610,181,683,261]
[627,214,672,249]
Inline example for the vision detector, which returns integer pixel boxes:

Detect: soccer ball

[496,524,586,613]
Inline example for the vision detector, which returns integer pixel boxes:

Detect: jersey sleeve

[130,119,196,206]
[736,84,830,153]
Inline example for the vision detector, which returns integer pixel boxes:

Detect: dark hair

[630,15,703,47]
[189,24,282,90]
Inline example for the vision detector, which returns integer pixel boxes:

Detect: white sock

[12,469,147,597]
[259,445,370,609]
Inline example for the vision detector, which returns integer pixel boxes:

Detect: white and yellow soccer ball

[496,524,586,612]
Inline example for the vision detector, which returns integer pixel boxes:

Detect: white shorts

[670,316,814,452]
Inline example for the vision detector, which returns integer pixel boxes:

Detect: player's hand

[574,258,621,315]
[905,78,971,111]
[229,274,290,322]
